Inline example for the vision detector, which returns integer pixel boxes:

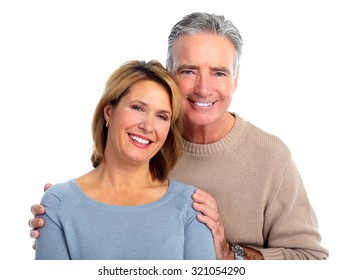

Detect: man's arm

[192,189,263,260]
[28,183,52,249]
[259,160,329,260]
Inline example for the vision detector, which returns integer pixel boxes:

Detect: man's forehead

[174,32,234,47]
[173,34,235,58]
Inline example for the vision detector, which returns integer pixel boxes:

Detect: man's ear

[233,70,239,92]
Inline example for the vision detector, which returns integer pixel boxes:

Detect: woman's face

[104,80,172,167]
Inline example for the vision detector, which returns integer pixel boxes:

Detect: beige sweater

[170,113,328,260]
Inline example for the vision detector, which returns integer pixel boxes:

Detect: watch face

[232,244,244,260]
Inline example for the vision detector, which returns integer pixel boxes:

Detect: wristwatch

[231,244,244,260]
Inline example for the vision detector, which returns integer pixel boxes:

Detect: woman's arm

[35,189,70,260]
[184,205,216,260]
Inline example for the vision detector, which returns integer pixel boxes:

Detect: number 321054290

[191,266,246,276]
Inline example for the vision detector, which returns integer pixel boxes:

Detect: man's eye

[215,72,227,77]
[180,70,194,75]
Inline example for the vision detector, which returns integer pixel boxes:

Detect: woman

[34,60,215,260]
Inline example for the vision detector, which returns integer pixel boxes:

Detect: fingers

[193,201,220,222]
[196,213,224,235]
[32,240,37,251]
[192,189,226,241]
[197,213,231,260]
[44,183,53,192]
[192,190,220,222]
[192,189,218,211]
[30,204,45,215]
[192,189,216,204]
[29,229,40,239]
[192,190,233,260]
[28,217,45,229]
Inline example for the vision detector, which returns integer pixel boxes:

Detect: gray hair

[166,12,243,75]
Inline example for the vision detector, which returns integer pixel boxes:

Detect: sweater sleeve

[35,185,71,260]
[260,159,329,260]
[183,190,216,260]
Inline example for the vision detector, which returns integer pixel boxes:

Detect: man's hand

[192,189,264,260]
[192,189,233,259]
[28,183,52,250]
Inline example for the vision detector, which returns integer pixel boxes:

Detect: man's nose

[195,74,212,96]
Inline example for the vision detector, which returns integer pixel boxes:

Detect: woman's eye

[131,105,144,111]
[158,114,169,121]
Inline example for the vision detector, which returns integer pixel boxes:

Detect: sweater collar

[181,113,247,155]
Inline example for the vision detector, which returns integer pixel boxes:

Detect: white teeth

[130,135,149,145]
[194,101,213,107]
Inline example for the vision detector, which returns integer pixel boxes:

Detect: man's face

[171,33,238,130]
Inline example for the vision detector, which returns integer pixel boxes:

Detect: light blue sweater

[35,179,215,260]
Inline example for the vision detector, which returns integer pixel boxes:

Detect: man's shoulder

[241,116,291,156]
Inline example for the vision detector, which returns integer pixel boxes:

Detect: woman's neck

[76,162,168,206]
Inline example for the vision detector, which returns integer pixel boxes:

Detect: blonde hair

[91,60,183,181]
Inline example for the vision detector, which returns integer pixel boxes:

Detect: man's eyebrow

[176,64,199,71]
[176,65,232,75]
[211,66,232,75]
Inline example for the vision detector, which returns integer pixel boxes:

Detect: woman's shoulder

[44,179,76,196]
[168,179,206,227]
[168,179,197,206]
[40,179,79,208]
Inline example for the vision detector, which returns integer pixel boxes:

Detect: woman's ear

[103,103,112,123]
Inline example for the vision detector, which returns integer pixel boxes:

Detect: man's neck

[182,113,235,144]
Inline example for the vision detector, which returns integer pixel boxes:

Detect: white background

[1,0,342,278]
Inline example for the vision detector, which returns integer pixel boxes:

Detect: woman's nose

[138,117,154,133]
